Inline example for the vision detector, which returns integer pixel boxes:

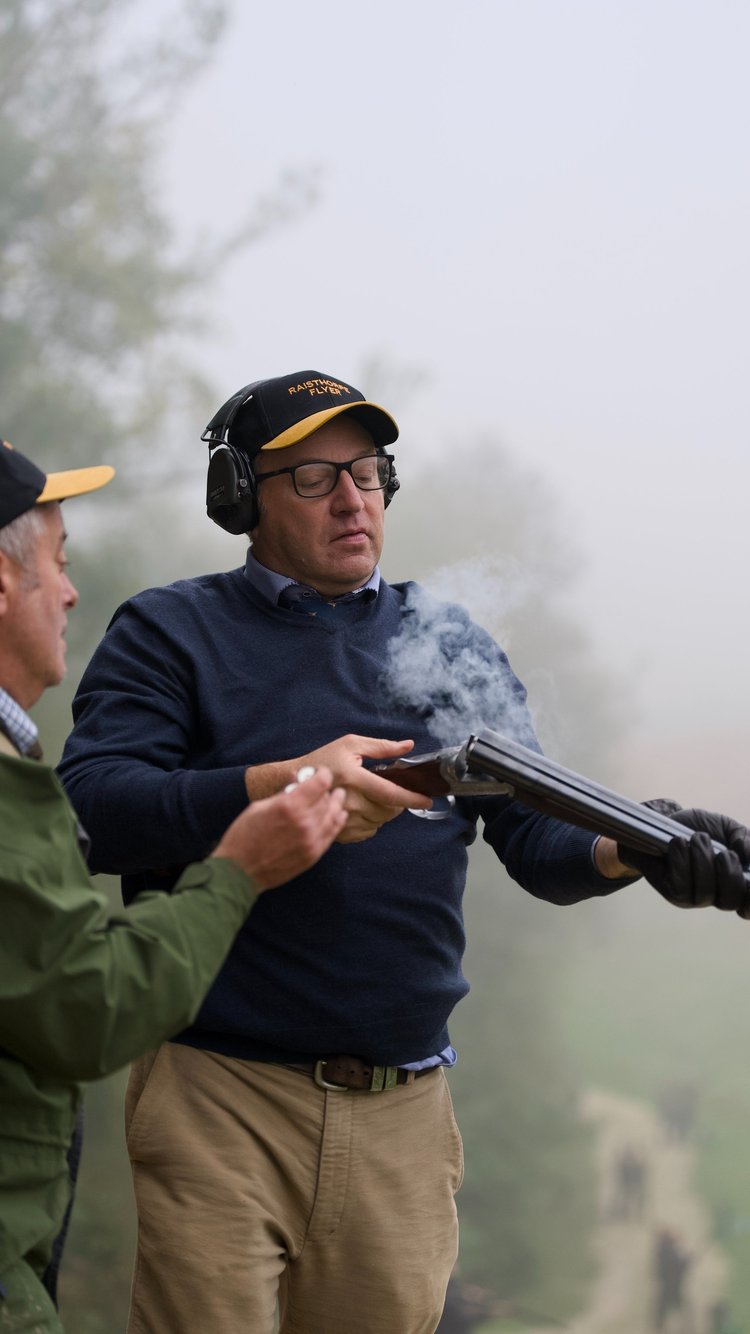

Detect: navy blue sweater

[59,566,618,1065]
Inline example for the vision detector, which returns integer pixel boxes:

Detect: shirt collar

[243,548,381,607]
[0,687,40,756]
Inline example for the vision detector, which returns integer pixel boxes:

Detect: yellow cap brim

[260,402,399,452]
[37,465,115,503]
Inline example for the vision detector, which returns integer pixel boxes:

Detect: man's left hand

[617,801,750,916]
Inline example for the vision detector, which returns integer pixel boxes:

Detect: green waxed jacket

[0,749,257,1277]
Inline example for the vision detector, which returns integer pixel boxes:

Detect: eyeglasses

[254,453,394,499]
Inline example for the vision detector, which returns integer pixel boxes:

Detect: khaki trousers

[125,1045,463,1334]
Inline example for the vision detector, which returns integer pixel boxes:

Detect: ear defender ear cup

[206,444,259,534]
[384,464,400,508]
[203,382,262,533]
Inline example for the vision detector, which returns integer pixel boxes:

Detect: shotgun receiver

[374,727,750,884]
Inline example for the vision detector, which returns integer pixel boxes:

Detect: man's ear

[0,550,19,616]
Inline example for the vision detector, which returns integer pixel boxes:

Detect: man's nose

[63,573,79,609]
[331,468,364,509]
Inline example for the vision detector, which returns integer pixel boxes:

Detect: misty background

[3,1,749,1330]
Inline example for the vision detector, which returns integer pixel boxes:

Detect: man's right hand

[245,736,433,844]
[214,767,347,890]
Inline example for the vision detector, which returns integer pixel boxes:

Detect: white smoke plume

[382,557,541,750]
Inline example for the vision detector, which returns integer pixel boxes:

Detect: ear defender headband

[202,376,400,536]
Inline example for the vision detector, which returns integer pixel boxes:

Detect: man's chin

[327,555,376,590]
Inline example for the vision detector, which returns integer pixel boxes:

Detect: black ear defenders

[384,463,400,507]
[202,384,400,535]
[205,442,260,534]
[203,383,263,534]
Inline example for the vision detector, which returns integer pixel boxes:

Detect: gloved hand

[618,799,750,916]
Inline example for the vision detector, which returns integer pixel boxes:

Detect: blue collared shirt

[243,548,381,605]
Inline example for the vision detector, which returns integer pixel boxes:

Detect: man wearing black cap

[0,440,347,1332]
[58,373,750,1334]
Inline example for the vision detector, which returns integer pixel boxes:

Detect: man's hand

[213,767,347,890]
[245,736,433,844]
[299,736,434,843]
[617,800,750,915]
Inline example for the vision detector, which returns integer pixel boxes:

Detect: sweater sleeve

[0,855,257,1080]
[478,796,624,904]
[58,595,250,874]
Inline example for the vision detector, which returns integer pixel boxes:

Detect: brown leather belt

[283,1055,436,1093]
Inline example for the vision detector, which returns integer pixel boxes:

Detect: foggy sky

[158,0,750,816]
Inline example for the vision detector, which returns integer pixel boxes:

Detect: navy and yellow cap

[203,370,399,460]
[0,440,115,529]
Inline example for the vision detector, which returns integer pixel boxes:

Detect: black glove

[618,799,750,916]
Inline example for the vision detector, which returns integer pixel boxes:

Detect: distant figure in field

[611,1144,648,1220]
[653,1227,692,1331]
[706,1297,740,1334]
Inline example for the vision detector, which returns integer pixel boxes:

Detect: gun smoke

[382,559,540,750]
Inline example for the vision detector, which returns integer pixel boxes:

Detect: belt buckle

[313,1059,352,1092]
[313,1059,400,1092]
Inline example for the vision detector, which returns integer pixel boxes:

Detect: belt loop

[370,1066,388,1091]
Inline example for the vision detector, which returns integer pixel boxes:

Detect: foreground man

[59,373,750,1334]
[0,440,346,1333]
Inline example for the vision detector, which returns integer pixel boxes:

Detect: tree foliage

[1,0,316,752]
[0,0,315,513]
[2,0,212,452]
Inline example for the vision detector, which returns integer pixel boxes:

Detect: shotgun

[374,727,750,886]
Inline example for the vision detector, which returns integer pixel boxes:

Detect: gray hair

[0,505,49,575]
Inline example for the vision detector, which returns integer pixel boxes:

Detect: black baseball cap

[0,440,114,529]
[204,370,399,460]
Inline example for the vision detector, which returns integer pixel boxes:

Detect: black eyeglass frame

[253,453,395,499]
